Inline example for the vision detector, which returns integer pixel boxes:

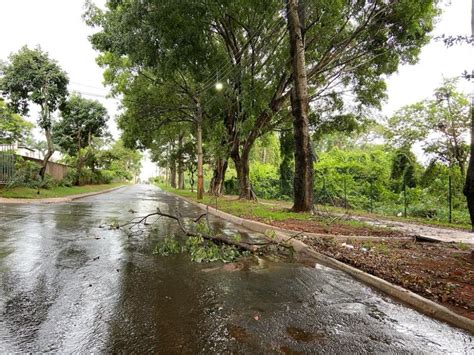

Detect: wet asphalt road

[0,184,472,353]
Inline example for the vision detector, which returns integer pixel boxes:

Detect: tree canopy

[386,78,470,175]
[84,0,440,207]
[54,93,109,156]
[0,98,33,144]
[0,46,69,178]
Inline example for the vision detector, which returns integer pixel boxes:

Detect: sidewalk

[343,214,474,244]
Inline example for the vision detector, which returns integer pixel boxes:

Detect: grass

[157,184,400,236]
[158,184,472,232]
[0,182,127,199]
[158,184,311,222]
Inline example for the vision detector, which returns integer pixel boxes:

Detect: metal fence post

[448,174,452,224]
[369,180,373,213]
[344,176,347,210]
[403,175,408,218]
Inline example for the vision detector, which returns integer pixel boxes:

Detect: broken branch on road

[111,207,295,258]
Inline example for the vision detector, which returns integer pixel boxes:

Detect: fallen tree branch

[114,208,292,254]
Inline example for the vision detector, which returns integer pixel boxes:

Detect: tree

[286,0,312,211]
[85,0,219,200]
[463,0,474,232]
[285,0,439,211]
[25,138,48,159]
[219,0,436,203]
[86,0,439,204]
[0,46,69,179]
[54,93,109,155]
[386,79,470,175]
[54,93,109,184]
[0,98,33,144]
[97,140,142,182]
[390,146,418,192]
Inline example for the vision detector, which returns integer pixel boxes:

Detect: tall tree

[463,0,474,231]
[85,0,218,199]
[287,0,313,211]
[0,46,69,179]
[208,0,438,201]
[54,93,109,184]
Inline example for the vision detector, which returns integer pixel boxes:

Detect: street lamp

[215,81,224,91]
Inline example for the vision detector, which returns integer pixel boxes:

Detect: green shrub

[60,168,78,187]
[6,157,41,188]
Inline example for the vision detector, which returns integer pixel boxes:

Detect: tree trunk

[463,0,474,232]
[463,91,474,232]
[287,0,313,212]
[231,148,254,200]
[196,106,204,200]
[279,129,295,198]
[170,160,177,188]
[39,128,54,181]
[177,134,185,189]
[210,158,228,196]
[75,128,83,186]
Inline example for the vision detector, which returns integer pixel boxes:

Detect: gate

[0,144,15,185]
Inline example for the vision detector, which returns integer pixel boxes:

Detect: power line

[73,90,110,99]
[70,81,108,92]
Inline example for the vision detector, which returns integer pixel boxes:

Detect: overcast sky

[0,0,472,175]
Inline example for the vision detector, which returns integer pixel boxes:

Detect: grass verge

[0,182,127,199]
[157,184,403,237]
[158,184,471,232]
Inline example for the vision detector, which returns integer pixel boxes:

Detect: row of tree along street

[81,0,472,228]
[0,47,141,188]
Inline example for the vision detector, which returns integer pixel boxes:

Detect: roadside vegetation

[0,182,126,199]
[80,0,472,230]
[155,128,471,230]
[0,48,141,197]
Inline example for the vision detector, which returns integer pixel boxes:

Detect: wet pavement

[0,184,472,353]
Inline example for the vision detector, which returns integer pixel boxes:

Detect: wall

[21,156,70,180]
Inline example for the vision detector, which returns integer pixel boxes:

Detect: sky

[383,0,473,114]
[0,0,472,177]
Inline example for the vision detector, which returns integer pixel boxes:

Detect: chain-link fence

[313,171,469,225]
[0,145,16,185]
[223,169,470,225]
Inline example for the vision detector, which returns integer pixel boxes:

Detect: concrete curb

[164,189,474,334]
[0,185,126,204]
